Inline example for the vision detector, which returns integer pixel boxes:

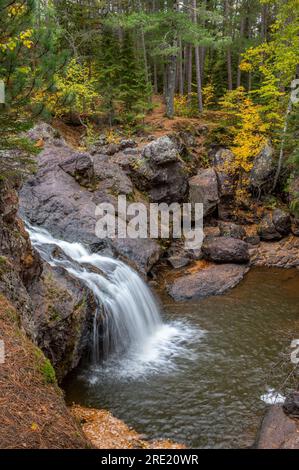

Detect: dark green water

[64,268,299,449]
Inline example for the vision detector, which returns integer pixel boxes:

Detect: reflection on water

[64,268,299,449]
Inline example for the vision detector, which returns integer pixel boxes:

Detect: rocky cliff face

[0,168,95,381]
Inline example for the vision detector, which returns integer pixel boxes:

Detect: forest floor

[0,295,88,449]
[53,95,222,150]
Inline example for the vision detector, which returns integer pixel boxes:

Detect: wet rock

[272,209,291,236]
[29,264,96,381]
[113,238,161,275]
[168,263,249,301]
[250,142,275,193]
[189,169,219,217]
[256,405,299,449]
[167,256,190,269]
[219,221,246,239]
[257,214,282,241]
[283,392,299,418]
[202,237,249,264]
[59,151,95,186]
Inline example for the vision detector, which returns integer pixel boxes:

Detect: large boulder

[250,142,275,193]
[124,136,188,203]
[256,405,299,449]
[257,212,290,241]
[93,154,133,195]
[189,168,219,217]
[59,151,95,186]
[25,122,64,145]
[258,214,282,241]
[142,136,178,165]
[202,237,249,264]
[272,209,291,236]
[168,263,249,301]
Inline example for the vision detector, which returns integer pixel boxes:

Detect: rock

[250,142,275,192]
[26,122,65,146]
[213,148,235,198]
[291,218,299,236]
[204,226,221,239]
[0,177,42,326]
[189,169,219,217]
[119,139,137,150]
[244,235,261,246]
[283,392,299,418]
[219,221,246,239]
[288,175,299,208]
[126,136,188,203]
[168,263,249,301]
[29,264,96,381]
[258,214,283,241]
[272,209,291,236]
[256,405,299,449]
[93,154,133,195]
[249,236,299,268]
[142,136,178,165]
[167,256,190,269]
[0,174,95,381]
[59,151,95,186]
[202,237,250,264]
[19,141,160,274]
[112,238,161,275]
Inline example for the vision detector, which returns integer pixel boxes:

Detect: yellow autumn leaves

[0,3,33,52]
[0,29,34,52]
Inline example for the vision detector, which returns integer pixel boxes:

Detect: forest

[0,0,299,454]
[1,0,299,205]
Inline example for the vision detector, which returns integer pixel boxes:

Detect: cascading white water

[27,223,201,379]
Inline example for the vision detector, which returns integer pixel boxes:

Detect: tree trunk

[225,0,233,91]
[166,55,177,118]
[153,61,158,94]
[178,36,184,95]
[193,0,203,112]
[187,45,193,102]
[165,0,179,118]
[237,18,245,88]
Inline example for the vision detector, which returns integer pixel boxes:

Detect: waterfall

[27,223,163,362]
[27,223,201,380]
